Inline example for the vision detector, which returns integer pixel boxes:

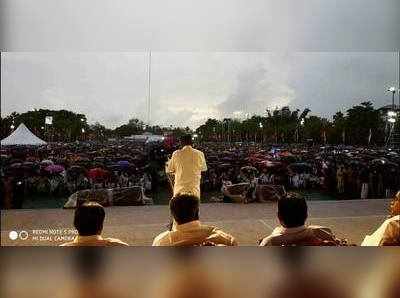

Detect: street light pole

[398,51,400,107]
[388,87,396,110]
[392,90,395,109]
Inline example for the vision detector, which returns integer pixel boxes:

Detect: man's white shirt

[166,145,207,198]
[361,215,400,246]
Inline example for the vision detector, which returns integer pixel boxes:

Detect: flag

[368,128,372,145]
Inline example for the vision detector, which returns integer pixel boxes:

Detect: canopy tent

[1,123,47,146]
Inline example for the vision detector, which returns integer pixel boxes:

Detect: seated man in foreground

[61,201,129,246]
[361,191,400,246]
[259,193,341,246]
[152,194,237,246]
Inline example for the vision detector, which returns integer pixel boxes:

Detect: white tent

[1,123,47,146]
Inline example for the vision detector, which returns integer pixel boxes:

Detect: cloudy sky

[1,52,399,129]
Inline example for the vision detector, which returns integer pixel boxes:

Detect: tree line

[0,101,387,145]
[196,101,386,146]
[0,109,190,142]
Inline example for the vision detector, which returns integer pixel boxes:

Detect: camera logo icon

[19,231,29,240]
[8,230,29,241]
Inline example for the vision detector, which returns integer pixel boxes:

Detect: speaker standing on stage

[166,134,207,199]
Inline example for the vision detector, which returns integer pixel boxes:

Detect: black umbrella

[288,162,313,174]
[240,166,259,176]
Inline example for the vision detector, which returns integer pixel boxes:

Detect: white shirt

[166,145,207,198]
[60,235,129,246]
[152,220,237,246]
[259,224,337,246]
[361,215,400,246]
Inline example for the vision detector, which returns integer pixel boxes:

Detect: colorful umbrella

[117,160,130,167]
[41,159,54,166]
[44,164,65,174]
[88,167,107,180]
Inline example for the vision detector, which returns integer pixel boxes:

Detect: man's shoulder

[206,226,237,246]
[186,147,204,156]
[60,237,129,247]
[259,235,275,246]
[152,230,171,246]
[386,215,400,224]
[307,225,334,235]
[103,237,129,246]
[382,215,400,235]
[260,225,336,246]
[174,146,204,154]
[195,148,205,156]
[60,241,74,246]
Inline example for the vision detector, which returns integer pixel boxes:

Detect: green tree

[114,118,145,137]
[344,101,384,145]
[303,116,330,143]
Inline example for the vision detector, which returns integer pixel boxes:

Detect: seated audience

[152,194,237,246]
[259,193,341,246]
[361,191,400,246]
[61,201,128,246]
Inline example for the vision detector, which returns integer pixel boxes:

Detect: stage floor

[1,199,390,246]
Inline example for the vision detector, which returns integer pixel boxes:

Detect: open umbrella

[288,162,313,174]
[10,162,22,168]
[117,160,130,167]
[41,159,54,166]
[370,158,398,171]
[107,164,122,172]
[218,163,232,169]
[7,162,37,176]
[240,166,259,176]
[69,165,85,172]
[44,164,65,174]
[10,158,23,164]
[88,167,107,180]
[22,161,37,169]
[67,165,86,180]
[260,160,282,169]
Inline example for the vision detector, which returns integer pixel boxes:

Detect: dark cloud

[1,52,398,128]
[217,61,295,118]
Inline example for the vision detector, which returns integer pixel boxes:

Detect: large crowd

[1,138,399,247]
[198,142,400,201]
[0,140,167,208]
[1,140,400,209]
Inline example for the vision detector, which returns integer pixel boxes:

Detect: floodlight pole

[147,51,152,126]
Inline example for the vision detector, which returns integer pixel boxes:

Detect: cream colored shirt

[361,215,400,246]
[259,225,337,246]
[152,220,237,246]
[166,145,207,198]
[60,235,129,246]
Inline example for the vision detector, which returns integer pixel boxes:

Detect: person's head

[74,201,105,236]
[170,194,199,225]
[180,134,193,147]
[277,193,308,228]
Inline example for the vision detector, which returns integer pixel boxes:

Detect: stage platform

[1,199,390,246]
